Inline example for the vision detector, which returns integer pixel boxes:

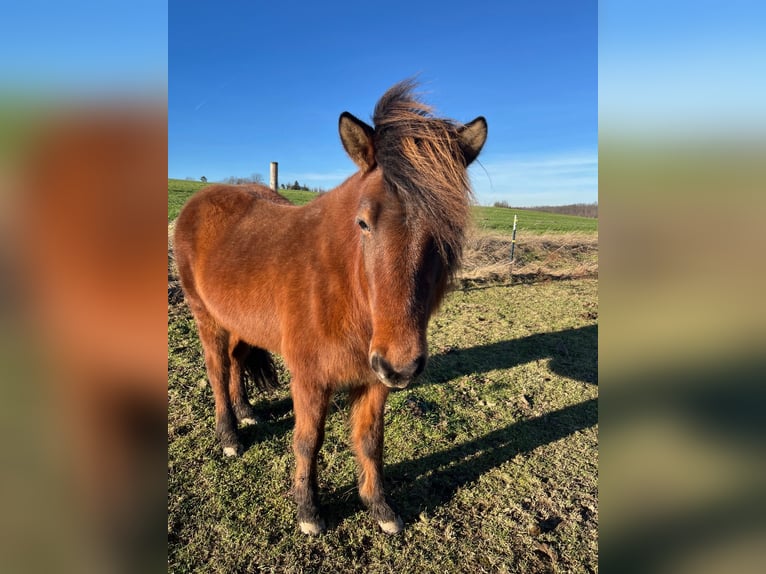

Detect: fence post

[510,214,517,281]
[270,162,278,191]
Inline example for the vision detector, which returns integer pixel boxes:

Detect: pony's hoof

[378,516,404,534]
[299,519,326,536]
[222,444,242,457]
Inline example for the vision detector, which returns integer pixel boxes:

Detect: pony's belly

[233,309,283,352]
[199,288,284,353]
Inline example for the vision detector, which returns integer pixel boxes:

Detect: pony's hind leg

[229,339,258,426]
[193,310,241,457]
[349,383,403,534]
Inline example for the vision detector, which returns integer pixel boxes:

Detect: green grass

[473,206,598,235]
[279,188,320,205]
[168,179,209,222]
[168,179,319,222]
[168,279,598,572]
[168,179,598,235]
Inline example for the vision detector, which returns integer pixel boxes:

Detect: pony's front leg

[291,379,330,535]
[349,382,403,534]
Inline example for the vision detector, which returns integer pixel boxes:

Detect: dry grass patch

[458,230,598,285]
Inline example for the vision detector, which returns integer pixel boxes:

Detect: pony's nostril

[412,354,426,378]
[370,352,393,378]
[370,352,379,373]
[370,352,426,385]
[399,354,426,379]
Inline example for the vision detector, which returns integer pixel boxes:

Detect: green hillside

[473,206,597,234]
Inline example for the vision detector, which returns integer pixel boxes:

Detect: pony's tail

[241,346,281,393]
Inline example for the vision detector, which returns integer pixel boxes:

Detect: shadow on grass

[236,324,596,451]
[427,324,597,386]
[458,272,598,290]
[231,324,598,526]
[601,353,766,573]
[237,396,294,449]
[323,397,598,528]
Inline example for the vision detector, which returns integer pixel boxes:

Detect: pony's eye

[356,218,370,232]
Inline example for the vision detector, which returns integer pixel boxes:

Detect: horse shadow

[233,324,597,526]
[238,396,294,449]
[319,324,598,527]
[425,324,598,387]
[323,397,598,528]
[238,323,596,451]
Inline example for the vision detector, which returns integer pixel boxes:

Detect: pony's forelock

[372,80,474,275]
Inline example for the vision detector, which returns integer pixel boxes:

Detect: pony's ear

[458,116,488,166]
[339,112,376,172]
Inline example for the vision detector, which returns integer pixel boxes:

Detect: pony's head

[339,81,487,389]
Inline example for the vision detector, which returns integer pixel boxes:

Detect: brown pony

[174,80,487,535]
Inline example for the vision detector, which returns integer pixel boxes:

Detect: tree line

[185,174,325,193]
[280,181,327,194]
[492,201,598,218]
[280,181,310,191]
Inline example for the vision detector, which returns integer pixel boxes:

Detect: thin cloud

[281,152,597,207]
[470,151,598,206]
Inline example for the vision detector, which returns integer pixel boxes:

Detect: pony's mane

[372,80,474,272]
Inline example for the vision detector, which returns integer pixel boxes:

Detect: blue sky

[3,2,763,206]
[2,1,166,93]
[169,1,597,206]
[600,0,765,137]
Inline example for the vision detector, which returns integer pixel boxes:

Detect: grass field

[168,179,319,222]
[168,179,597,234]
[167,178,598,572]
[168,179,208,222]
[473,206,597,235]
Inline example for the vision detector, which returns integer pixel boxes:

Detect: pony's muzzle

[370,351,426,389]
